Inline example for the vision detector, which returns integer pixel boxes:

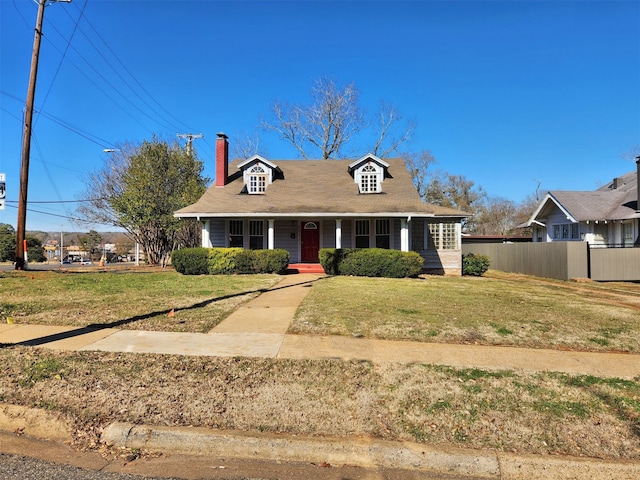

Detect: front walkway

[1,273,639,379]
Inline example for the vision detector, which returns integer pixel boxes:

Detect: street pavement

[1,273,639,479]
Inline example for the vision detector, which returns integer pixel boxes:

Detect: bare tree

[262,77,414,160]
[262,76,365,159]
[402,150,436,201]
[232,132,262,159]
[475,197,518,235]
[371,101,416,158]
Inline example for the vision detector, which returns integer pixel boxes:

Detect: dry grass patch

[1,347,638,459]
[0,269,280,333]
[291,274,640,352]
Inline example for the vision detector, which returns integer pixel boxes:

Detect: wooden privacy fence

[462,242,640,281]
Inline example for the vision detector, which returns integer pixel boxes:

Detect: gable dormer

[237,155,279,194]
[348,154,390,194]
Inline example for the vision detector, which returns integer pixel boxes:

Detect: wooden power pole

[15,0,71,270]
[177,133,203,156]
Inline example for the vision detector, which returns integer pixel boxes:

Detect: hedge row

[172,247,290,275]
[319,248,424,278]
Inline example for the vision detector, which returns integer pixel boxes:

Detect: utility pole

[15,0,72,270]
[177,133,203,156]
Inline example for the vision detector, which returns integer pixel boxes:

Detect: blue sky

[1,0,639,232]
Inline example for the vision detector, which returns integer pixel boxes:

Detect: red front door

[300,221,320,262]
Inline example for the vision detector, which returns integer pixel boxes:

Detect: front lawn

[0,268,279,333]
[291,272,640,352]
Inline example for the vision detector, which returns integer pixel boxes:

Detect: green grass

[0,268,280,333]
[291,273,640,352]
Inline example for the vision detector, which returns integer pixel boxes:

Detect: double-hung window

[553,223,579,240]
[355,220,370,248]
[229,220,243,247]
[249,220,264,249]
[375,219,390,248]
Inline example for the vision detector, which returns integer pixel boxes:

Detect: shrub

[172,248,291,275]
[319,248,354,275]
[320,248,423,278]
[253,249,290,274]
[208,248,245,275]
[462,253,490,276]
[171,247,209,275]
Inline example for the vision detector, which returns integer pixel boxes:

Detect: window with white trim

[623,222,633,247]
[355,219,370,248]
[248,165,267,194]
[553,223,579,240]
[229,220,243,247]
[375,219,390,248]
[358,164,381,193]
[249,220,264,249]
[427,222,457,250]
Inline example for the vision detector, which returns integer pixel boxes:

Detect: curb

[2,404,639,480]
[101,421,640,480]
[101,421,501,478]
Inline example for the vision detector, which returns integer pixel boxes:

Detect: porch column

[401,218,409,252]
[335,219,342,249]
[202,220,211,248]
[268,219,275,250]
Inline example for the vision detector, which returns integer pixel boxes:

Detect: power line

[75,6,198,134]
[37,0,88,115]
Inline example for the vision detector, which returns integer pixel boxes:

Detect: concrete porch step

[286,263,326,274]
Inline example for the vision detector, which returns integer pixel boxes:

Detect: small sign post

[0,173,5,210]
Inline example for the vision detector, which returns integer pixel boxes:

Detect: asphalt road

[0,452,478,480]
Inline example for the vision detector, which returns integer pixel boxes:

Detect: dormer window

[238,156,280,195]
[248,164,267,194]
[360,164,380,193]
[349,154,389,194]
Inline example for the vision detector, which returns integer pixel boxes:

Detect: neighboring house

[174,133,468,274]
[524,159,640,247]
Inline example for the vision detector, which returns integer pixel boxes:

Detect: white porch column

[335,219,342,249]
[400,218,409,252]
[202,220,211,248]
[268,219,275,250]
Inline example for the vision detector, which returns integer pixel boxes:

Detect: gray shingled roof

[175,158,467,218]
[546,170,639,222]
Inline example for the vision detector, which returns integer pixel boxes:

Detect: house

[524,158,640,247]
[174,133,468,274]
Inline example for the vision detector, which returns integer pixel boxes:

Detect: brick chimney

[215,132,229,187]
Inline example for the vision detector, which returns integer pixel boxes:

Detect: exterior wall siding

[322,220,336,249]
[210,219,226,247]
[274,220,299,263]
[341,219,353,249]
